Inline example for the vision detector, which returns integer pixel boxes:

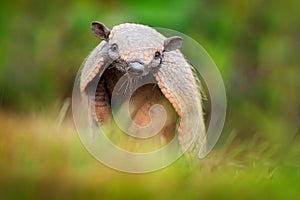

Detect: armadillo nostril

[128,62,145,76]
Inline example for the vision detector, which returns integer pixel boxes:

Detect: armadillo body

[80,22,206,156]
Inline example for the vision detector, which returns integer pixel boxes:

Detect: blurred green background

[1,0,300,199]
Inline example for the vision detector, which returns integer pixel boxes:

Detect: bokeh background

[1,0,300,199]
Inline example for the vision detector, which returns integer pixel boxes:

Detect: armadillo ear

[91,21,110,40]
[163,36,182,52]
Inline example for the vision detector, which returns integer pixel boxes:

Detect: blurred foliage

[0,0,300,199]
[0,112,300,200]
[1,0,299,142]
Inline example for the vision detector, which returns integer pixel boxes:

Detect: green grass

[0,110,300,199]
[0,110,300,200]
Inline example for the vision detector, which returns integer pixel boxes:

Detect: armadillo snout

[128,62,147,76]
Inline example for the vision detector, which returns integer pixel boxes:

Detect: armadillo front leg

[128,84,178,146]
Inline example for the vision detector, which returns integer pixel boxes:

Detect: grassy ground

[0,110,300,200]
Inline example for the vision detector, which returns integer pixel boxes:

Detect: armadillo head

[91,22,182,77]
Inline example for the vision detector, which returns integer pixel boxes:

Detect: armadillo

[80,22,206,156]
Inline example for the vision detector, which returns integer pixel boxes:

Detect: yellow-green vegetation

[0,110,300,200]
[1,0,300,199]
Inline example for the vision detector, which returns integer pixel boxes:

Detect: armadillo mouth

[84,64,179,144]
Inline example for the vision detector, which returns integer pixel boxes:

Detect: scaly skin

[154,51,206,154]
[80,23,205,156]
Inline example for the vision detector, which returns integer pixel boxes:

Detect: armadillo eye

[154,51,161,59]
[110,43,118,52]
